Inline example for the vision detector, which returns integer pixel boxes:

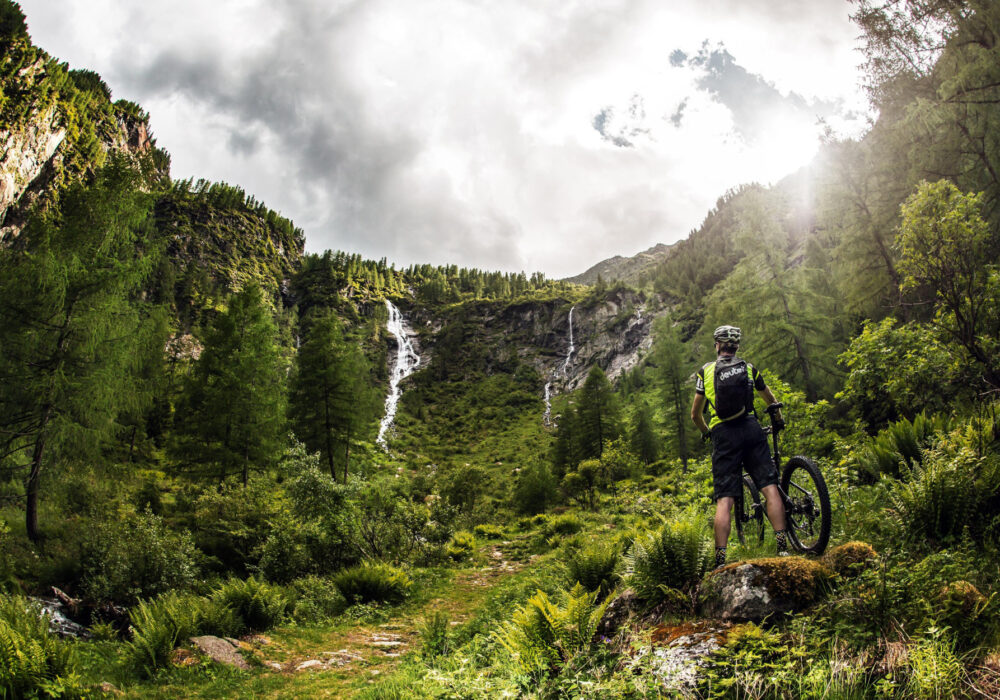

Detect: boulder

[699,557,832,621]
[822,541,878,577]
[594,588,641,639]
[189,635,250,670]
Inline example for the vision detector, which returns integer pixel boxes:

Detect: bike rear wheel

[735,475,765,546]
[780,456,831,555]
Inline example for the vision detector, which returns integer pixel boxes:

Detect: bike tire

[735,475,765,546]
[780,456,831,555]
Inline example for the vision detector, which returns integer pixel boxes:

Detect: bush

[563,542,621,599]
[544,514,584,538]
[211,577,289,634]
[191,478,286,575]
[513,464,557,515]
[907,629,965,699]
[495,583,609,681]
[125,592,202,677]
[333,563,412,605]
[80,509,198,603]
[473,523,505,540]
[288,576,346,624]
[418,611,450,660]
[853,413,950,482]
[626,512,712,605]
[891,447,977,543]
[446,531,477,562]
[0,595,85,698]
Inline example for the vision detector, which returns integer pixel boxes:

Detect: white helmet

[713,325,741,344]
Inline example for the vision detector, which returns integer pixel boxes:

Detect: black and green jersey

[695,355,766,429]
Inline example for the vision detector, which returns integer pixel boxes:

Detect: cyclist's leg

[714,496,735,547]
[759,484,787,532]
[742,418,786,533]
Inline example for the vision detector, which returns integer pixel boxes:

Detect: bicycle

[733,402,831,555]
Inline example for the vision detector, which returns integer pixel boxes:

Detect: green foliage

[418,611,451,660]
[699,622,815,699]
[125,591,203,677]
[333,563,412,605]
[494,583,609,681]
[176,283,288,484]
[288,575,347,624]
[562,541,621,599]
[851,412,951,481]
[544,514,585,538]
[626,511,712,605]
[445,531,477,562]
[898,179,1000,390]
[472,523,505,540]
[290,309,377,482]
[890,447,981,544]
[838,318,963,430]
[0,1,28,43]
[0,594,84,698]
[513,464,557,515]
[0,157,165,540]
[79,509,198,604]
[211,577,289,634]
[906,628,965,700]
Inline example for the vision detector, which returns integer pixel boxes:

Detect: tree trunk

[343,422,351,484]
[26,405,52,543]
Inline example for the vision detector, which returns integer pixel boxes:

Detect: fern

[625,512,712,605]
[0,595,81,697]
[495,583,609,679]
[563,542,621,599]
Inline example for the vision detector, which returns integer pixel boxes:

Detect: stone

[631,622,728,693]
[189,635,250,670]
[295,659,325,671]
[98,682,123,697]
[699,557,833,621]
[264,661,284,671]
[594,588,641,639]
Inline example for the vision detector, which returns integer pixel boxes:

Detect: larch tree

[650,316,692,471]
[0,157,165,541]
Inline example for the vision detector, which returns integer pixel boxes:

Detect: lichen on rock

[700,557,833,621]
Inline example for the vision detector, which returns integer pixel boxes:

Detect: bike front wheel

[735,474,765,546]
[780,456,831,555]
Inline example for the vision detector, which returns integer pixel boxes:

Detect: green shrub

[80,509,198,603]
[446,531,477,562]
[563,542,621,599]
[891,447,977,543]
[853,413,951,481]
[473,523,505,540]
[0,595,85,698]
[495,583,609,680]
[125,591,202,677]
[191,478,286,575]
[513,464,557,515]
[288,576,346,624]
[211,577,289,634]
[418,611,450,659]
[907,629,965,699]
[626,512,712,605]
[333,563,412,605]
[544,514,584,538]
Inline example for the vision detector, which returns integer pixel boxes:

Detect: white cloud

[20,0,868,278]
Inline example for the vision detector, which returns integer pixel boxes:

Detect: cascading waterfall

[543,305,576,427]
[377,300,421,448]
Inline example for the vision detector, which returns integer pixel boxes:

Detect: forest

[1,0,999,697]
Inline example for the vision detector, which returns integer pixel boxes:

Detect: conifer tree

[290,309,376,481]
[178,284,287,485]
[0,157,164,541]
[630,400,659,465]
[650,316,694,470]
[575,366,620,460]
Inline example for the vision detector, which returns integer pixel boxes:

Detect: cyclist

[690,325,788,568]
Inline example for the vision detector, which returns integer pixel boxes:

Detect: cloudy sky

[20,0,869,278]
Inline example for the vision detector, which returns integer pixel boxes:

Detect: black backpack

[710,355,754,422]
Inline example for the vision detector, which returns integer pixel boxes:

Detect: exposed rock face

[0,104,65,231]
[189,635,251,670]
[699,558,832,621]
[632,622,728,694]
[594,588,641,639]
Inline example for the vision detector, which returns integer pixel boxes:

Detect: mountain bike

[733,403,831,555]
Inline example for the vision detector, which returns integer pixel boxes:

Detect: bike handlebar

[765,402,784,413]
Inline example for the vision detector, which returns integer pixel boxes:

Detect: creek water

[377,300,420,448]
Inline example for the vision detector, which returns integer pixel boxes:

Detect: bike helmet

[713,325,741,345]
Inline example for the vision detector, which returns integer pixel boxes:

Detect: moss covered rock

[699,557,833,621]
[822,541,878,577]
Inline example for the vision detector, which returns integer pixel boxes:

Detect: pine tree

[575,366,620,460]
[290,309,376,481]
[178,284,287,485]
[650,317,692,471]
[0,157,165,541]
[629,400,659,465]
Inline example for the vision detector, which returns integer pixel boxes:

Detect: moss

[822,541,879,578]
[937,580,986,616]
[709,557,833,610]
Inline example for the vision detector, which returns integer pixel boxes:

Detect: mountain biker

[690,325,788,568]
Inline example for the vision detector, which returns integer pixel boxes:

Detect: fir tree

[575,366,620,460]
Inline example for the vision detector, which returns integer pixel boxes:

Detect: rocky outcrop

[0,103,65,231]
[189,635,251,670]
[699,557,832,621]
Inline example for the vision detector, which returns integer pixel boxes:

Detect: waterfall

[561,305,576,376]
[543,304,577,427]
[377,300,421,448]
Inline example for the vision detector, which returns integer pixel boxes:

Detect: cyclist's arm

[757,385,783,422]
[691,393,709,435]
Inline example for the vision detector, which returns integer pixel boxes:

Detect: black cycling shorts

[710,415,779,501]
